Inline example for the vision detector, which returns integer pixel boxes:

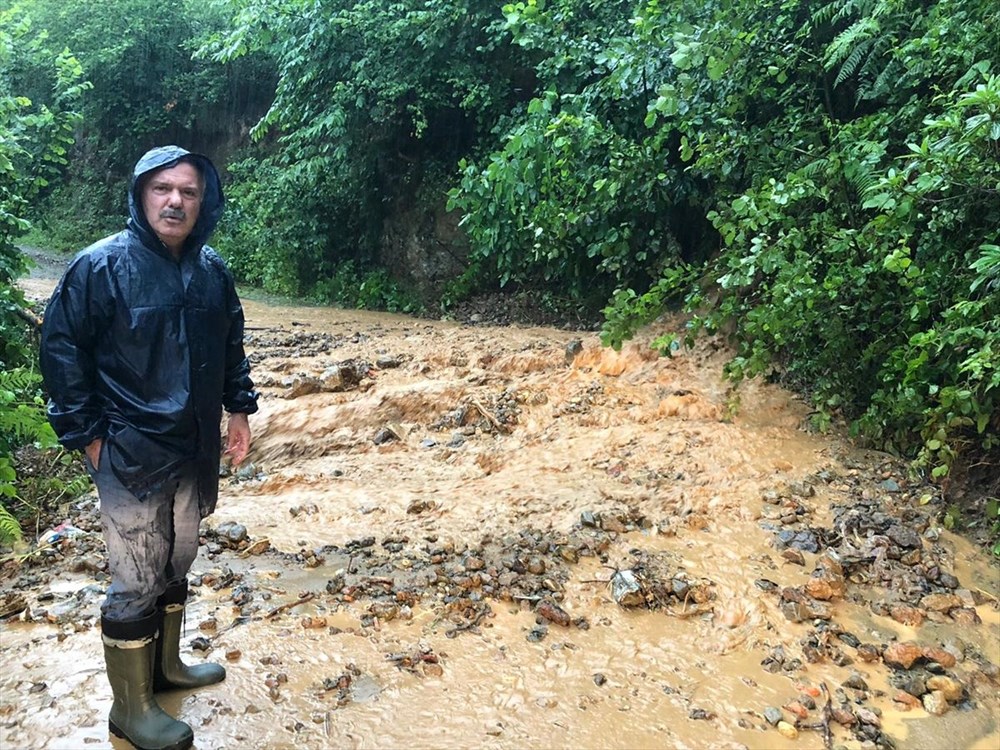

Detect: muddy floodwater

[3,257,998,750]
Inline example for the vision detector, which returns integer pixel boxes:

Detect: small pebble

[777,721,798,739]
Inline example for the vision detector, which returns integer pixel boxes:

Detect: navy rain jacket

[40,145,258,516]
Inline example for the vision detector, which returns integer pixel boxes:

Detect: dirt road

[2,250,998,750]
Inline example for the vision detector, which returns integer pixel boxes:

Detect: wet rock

[225,649,242,661]
[593,673,607,686]
[780,587,833,621]
[688,708,716,721]
[776,721,798,739]
[320,366,349,391]
[407,499,434,515]
[536,601,571,627]
[884,642,923,669]
[558,546,579,564]
[788,480,815,498]
[464,556,485,571]
[283,375,322,399]
[600,515,626,533]
[763,707,783,726]
[843,673,869,691]
[921,593,961,612]
[326,574,346,595]
[782,548,806,566]
[889,604,925,626]
[895,674,927,697]
[375,355,401,369]
[893,691,922,710]
[926,676,963,702]
[950,607,981,625]
[215,522,248,545]
[837,632,860,649]
[580,511,598,528]
[900,548,922,566]
[922,690,950,716]
[938,572,959,589]
[922,646,957,669]
[855,707,881,727]
[831,708,857,726]
[805,576,842,601]
[373,427,399,445]
[775,529,821,553]
[423,663,444,677]
[69,555,103,574]
[754,578,779,593]
[857,644,881,663]
[611,569,646,608]
[880,478,901,492]
[234,464,258,482]
[190,637,211,652]
[497,571,518,587]
[886,524,921,549]
[527,557,546,575]
[370,602,399,622]
[527,624,547,642]
[955,589,978,608]
[199,617,218,632]
[784,701,809,719]
[565,340,583,364]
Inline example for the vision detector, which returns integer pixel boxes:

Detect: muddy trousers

[88,443,201,622]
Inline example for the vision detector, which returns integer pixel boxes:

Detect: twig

[445,607,489,638]
[14,307,42,329]
[264,592,316,620]
[470,399,508,433]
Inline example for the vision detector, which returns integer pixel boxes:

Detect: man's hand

[224,412,251,467]
[85,438,102,471]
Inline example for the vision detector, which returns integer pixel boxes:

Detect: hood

[127,145,225,255]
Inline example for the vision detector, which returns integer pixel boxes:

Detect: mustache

[159,208,187,221]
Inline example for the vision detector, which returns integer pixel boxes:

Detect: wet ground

[2,250,998,750]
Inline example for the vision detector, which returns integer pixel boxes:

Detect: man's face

[141,162,202,253]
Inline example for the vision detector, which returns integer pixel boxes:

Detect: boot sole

[109,719,193,750]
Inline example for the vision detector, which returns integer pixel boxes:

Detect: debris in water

[536,600,571,627]
[610,569,644,608]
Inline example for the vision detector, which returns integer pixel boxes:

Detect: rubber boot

[153,581,226,692]
[103,611,194,750]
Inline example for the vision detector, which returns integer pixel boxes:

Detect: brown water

[3,265,998,750]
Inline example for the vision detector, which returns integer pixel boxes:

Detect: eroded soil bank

[2,255,998,750]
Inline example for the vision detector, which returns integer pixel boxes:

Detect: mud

[2,253,998,750]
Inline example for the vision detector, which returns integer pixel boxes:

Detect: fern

[0,502,22,545]
[826,17,880,85]
[0,368,57,449]
[811,0,866,29]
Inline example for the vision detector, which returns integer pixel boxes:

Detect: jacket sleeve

[221,269,258,415]
[39,253,111,450]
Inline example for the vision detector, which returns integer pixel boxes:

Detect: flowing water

[2,258,998,750]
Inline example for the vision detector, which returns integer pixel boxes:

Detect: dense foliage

[12,0,274,248]
[447,0,1000,484]
[0,7,89,543]
[12,0,1000,508]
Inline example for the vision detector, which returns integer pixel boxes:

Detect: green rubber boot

[102,613,194,750]
[153,581,226,692]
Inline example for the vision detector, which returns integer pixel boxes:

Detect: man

[40,145,258,750]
